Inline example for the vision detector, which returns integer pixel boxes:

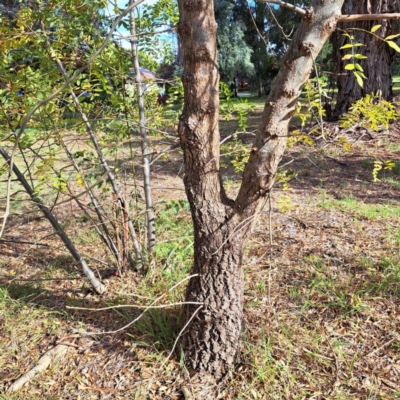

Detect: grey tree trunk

[178,0,343,379]
[333,0,397,118]
[130,3,156,257]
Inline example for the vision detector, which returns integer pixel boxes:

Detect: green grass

[318,194,400,220]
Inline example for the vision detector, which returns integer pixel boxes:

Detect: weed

[132,308,182,351]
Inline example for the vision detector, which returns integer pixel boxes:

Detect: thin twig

[66,301,203,311]
[70,274,198,336]
[211,197,268,255]
[161,305,203,368]
[0,238,49,247]
[246,0,269,47]
[257,0,307,17]
[265,2,293,40]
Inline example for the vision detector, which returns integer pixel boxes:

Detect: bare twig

[0,238,49,247]
[268,190,273,303]
[66,301,203,311]
[338,13,400,23]
[161,305,203,368]
[246,0,269,47]
[211,197,268,255]
[364,335,399,358]
[265,2,293,40]
[70,274,198,336]
[0,157,12,237]
[257,0,307,17]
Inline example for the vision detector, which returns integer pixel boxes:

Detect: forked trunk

[178,0,343,379]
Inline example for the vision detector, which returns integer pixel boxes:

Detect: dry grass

[0,106,400,399]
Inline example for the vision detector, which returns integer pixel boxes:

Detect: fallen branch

[7,344,69,394]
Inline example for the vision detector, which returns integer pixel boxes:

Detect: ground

[0,97,400,399]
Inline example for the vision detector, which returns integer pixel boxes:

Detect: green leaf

[340,44,353,49]
[386,40,400,52]
[371,25,382,33]
[353,72,364,88]
[345,64,355,70]
[354,54,367,59]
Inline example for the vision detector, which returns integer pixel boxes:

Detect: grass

[318,192,400,219]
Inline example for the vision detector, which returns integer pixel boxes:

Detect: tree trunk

[178,0,343,379]
[130,3,156,257]
[183,220,246,378]
[333,0,397,118]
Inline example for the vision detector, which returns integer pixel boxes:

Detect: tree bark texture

[178,0,343,379]
[333,0,397,118]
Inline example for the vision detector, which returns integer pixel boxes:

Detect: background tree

[333,0,398,118]
[214,0,254,84]
[232,0,306,96]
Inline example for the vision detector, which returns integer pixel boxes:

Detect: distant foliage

[214,0,254,82]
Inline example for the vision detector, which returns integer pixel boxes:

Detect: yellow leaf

[385,33,400,40]
[371,25,382,33]
[386,40,400,52]
[345,64,355,70]
[341,54,353,60]
[353,72,364,88]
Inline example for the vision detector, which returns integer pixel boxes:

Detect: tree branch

[257,0,307,17]
[257,1,400,22]
[338,13,400,22]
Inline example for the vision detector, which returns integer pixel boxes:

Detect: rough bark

[178,0,343,379]
[333,0,397,118]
